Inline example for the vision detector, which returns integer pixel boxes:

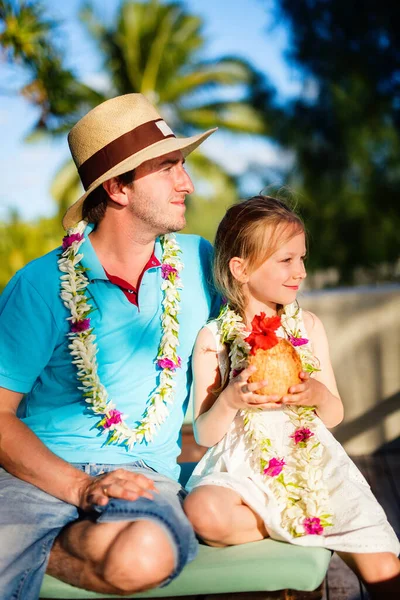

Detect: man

[0,93,218,599]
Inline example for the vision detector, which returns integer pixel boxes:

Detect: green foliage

[0,0,101,131]
[261,0,400,281]
[0,0,54,64]
[0,212,62,292]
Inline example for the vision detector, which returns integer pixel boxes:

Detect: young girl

[184,196,400,598]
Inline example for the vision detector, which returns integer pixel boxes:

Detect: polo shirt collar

[80,223,108,282]
[80,223,163,283]
[153,236,163,263]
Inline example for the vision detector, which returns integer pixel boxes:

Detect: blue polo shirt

[0,228,219,481]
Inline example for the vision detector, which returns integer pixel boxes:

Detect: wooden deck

[179,428,400,600]
[322,447,400,600]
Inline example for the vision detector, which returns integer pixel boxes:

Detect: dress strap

[204,320,229,382]
[281,302,319,372]
[294,306,309,338]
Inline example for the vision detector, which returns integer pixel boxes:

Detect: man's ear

[102,178,129,207]
[229,257,249,283]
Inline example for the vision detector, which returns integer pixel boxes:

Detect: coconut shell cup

[247,338,302,398]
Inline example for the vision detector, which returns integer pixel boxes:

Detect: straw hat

[63,93,217,229]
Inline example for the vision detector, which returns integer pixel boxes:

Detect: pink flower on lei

[161,264,178,280]
[104,409,123,429]
[264,457,285,477]
[304,517,324,535]
[70,318,91,333]
[157,357,181,371]
[289,335,308,347]
[290,427,314,445]
[62,233,84,250]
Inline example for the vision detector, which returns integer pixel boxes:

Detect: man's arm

[0,387,156,510]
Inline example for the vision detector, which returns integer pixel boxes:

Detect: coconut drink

[245,313,302,398]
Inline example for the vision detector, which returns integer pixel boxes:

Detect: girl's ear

[229,257,249,283]
[102,178,129,207]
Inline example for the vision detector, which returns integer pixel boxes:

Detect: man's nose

[176,165,194,194]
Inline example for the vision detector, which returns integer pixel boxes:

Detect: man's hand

[77,469,158,511]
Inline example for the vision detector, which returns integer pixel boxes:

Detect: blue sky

[0,0,303,221]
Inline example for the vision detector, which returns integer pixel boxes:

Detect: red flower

[245,313,281,355]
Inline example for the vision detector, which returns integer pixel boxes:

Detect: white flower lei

[217,303,334,537]
[58,220,183,448]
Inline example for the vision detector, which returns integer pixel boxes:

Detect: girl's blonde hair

[214,195,305,317]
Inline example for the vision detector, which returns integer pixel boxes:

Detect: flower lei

[58,221,183,448]
[217,302,334,537]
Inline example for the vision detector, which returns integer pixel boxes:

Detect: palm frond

[180,102,267,135]
[161,59,255,103]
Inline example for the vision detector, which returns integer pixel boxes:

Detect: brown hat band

[78,118,176,190]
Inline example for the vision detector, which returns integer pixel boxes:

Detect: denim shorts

[0,461,198,600]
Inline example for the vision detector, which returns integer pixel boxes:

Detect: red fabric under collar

[104,252,160,306]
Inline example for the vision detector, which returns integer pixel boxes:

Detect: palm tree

[1,1,269,241]
[0,0,54,65]
[51,0,267,238]
[0,0,101,132]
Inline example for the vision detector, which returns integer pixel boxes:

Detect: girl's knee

[343,551,400,585]
[365,554,400,584]
[184,487,233,541]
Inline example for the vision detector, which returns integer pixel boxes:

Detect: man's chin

[165,217,186,234]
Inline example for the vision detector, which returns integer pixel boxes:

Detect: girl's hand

[220,365,282,411]
[281,371,327,407]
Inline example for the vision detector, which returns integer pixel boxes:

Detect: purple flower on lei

[232,368,244,378]
[290,427,314,445]
[304,517,324,535]
[157,357,181,371]
[264,457,285,477]
[161,264,178,280]
[70,318,91,333]
[104,409,123,429]
[62,233,84,250]
[289,335,309,347]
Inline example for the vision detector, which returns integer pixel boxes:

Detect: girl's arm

[192,327,281,447]
[282,311,344,428]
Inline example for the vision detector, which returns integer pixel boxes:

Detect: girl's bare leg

[337,551,400,600]
[184,485,268,546]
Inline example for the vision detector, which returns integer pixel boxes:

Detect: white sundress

[186,311,400,555]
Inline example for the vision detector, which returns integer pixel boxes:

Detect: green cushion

[39,463,331,598]
[40,541,331,598]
